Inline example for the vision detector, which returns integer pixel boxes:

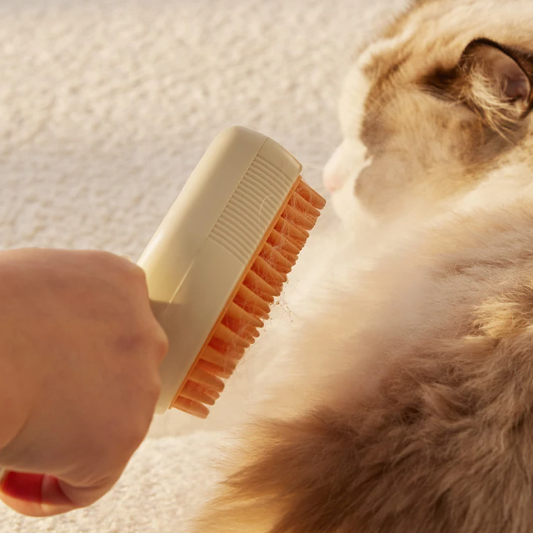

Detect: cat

[193,0,533,531]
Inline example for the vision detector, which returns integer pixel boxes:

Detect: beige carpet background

[0,0,406,531]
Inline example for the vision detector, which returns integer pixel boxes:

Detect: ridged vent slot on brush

[172,178,326,418]
[209,155,296,263]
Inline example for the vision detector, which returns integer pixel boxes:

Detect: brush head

[172,178,325,418]
[138,127,325,417]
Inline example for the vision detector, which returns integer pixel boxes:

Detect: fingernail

[1,472,43,502]
[0,472,71,507]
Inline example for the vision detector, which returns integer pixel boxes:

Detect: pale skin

[0,248,168,517]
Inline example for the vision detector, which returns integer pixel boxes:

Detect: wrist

[0,256,33,463]
[0,356,30,464]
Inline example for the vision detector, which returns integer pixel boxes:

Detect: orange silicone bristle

[170,177,325,418]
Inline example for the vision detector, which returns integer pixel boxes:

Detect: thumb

[0,471,116,517]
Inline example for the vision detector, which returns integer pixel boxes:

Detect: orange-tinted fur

[193,1,533,531]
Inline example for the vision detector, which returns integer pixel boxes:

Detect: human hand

[0,249,168,517]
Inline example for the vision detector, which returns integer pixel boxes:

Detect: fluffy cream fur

[193,1,533,531]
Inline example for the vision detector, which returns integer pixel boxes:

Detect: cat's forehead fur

[361,0,533,77]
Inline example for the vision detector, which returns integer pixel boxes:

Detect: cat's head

[325,0,533,225]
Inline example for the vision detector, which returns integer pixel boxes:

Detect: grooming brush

[138,126,325,418]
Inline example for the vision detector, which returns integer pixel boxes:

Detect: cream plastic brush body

[138,126,325,417]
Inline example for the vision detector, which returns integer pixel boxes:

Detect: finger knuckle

[115,259,145,285]
[93,250,122,266]
[114,331,150,355]
[126,263,146,283]
[119,417,151,453]
[153,330,169,361]
[133,325,168,362]
[92,251,144,281]
[147,373,162,402]
[130,423,150,450]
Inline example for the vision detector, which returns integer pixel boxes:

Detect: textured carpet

[0,432,225,533]
[0,0,406,531]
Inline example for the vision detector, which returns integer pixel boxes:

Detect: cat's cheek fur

[338,66,370,140]
[325,137,375,224]
[331,183,375,228]
[453,161,533,214]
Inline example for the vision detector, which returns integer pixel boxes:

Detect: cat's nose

[323,172,344,192]
[323,146,344,192]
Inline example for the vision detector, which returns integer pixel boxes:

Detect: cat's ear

[427,38,533,131]
[458,39,533,116]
